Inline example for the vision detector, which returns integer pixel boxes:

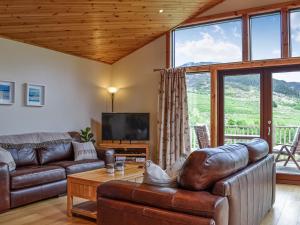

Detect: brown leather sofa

[0,132,113,213]
[97,139,275,225]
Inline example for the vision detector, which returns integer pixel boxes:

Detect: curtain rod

[153,68,166,72]
[153,67,189,72]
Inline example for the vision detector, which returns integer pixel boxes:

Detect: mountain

[180,62,219,67]
[187,73,300,98]
[182,61,300,98]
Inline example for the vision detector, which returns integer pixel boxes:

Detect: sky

[174,11,300,82]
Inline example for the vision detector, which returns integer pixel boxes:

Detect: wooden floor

[261,184,300,225]
[0,184,300,225]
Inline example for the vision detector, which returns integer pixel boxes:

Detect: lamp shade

[107,87,118,94]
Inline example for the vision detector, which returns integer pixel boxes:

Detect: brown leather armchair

[97,139,275,225]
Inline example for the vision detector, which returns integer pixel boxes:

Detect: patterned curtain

[157,68,190,170]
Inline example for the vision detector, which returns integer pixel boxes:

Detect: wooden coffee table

[67,164,144,219]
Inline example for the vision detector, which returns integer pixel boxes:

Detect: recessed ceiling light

[159,9,164,13]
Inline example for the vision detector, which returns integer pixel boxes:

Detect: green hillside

[187,74,300,127]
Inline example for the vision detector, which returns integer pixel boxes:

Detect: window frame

[185,71,212,149]
[249,11,282,61]
[171,17,243,68]
[168,1,300,150]
[289,8,300,58]
[171,3,300,67]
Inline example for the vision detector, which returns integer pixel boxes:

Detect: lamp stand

[111,93,115,112]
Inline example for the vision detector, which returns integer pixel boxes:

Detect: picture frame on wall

[0,81,15,105]
[25,83,45,107]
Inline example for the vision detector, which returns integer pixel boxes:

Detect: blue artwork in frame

[0,81,15,105]
[26,84,45,107]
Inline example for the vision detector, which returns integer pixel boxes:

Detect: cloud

[290,12,300,30]
[290,11,300,44]
[212,25,225,35]
[292,31,300,43]
[232,26,241,38]
[175,32,242,66]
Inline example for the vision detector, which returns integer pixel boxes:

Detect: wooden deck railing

[190,125,299,149]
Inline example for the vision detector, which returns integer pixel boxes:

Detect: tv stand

[98,142,149,164]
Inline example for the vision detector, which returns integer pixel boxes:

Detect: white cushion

[0,147,16,171]
[143,161,177,187]
[166,154,188,178]
[72,142,97,161]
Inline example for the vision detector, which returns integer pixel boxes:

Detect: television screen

[102,113,150,141]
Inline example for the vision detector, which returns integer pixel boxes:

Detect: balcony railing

[190,125,299,150]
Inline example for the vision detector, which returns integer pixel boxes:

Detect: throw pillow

[143,160,177,188]
[0,147,16,171]
[72,142,98,161]
[165,153,189,178]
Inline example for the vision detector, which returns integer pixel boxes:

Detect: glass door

[224,74,261,144]
[271,69,300,178]
[219,66,300,183]
[218,70,264,145]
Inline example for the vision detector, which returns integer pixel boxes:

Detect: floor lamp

[107,87,118,112]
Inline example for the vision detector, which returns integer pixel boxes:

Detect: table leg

[67,182,73,217]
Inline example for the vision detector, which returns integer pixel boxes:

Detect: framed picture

[25,83,45,107]
[0,81,15,105]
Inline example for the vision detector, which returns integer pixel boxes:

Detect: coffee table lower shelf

[67,164,144,220]
[71,201,97,219]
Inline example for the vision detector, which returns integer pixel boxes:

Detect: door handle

[267,120,272,136]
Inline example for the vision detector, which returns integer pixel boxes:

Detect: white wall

[0,38,112,139]
[112,36,166,159]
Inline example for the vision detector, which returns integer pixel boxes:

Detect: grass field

[187,85,300,127]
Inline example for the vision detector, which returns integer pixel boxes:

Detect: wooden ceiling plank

[0,0,221,63]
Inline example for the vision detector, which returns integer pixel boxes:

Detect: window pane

[173,19,242,67]
[290,10,300,57]
[224,75,260,144]
[250,13,281,60]
[186,73,211,149]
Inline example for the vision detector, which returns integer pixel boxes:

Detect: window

[186,73,211,149]
[250,13,281,60]
[290,9,300,57]
[173,19,242,67]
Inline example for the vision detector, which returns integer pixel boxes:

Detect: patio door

[218,65,300,184]
[269,67,300,183]
[218,69,269,146]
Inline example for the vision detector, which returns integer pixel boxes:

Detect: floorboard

[0,184,299,225]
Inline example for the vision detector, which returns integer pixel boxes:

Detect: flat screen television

[102,113,150,141]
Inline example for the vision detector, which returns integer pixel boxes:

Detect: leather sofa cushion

[10,166,66,190]
[37,143,73,165]
[240,138,269,163]
[8,148,39,167]
[10,180,67,208]
[0,163,10,213]
[98,180,228,218]
[49,159,105,175]
[178,144,249,191]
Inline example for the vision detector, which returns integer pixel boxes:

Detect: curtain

[157,68,190,170]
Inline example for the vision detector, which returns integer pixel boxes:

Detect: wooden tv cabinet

[97,142,149,164]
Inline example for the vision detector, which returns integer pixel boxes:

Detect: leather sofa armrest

[98,180,228,224]
[212,154,275,225]
[95,148,115,165]
[0,162,10,212]
[212,154,275,197]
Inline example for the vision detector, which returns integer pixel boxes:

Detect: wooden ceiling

[0,0,222,64]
